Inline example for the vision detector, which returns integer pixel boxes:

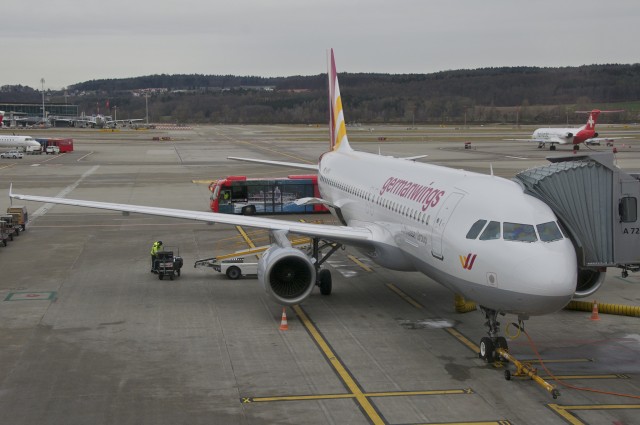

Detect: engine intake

[258,246,316,305]
[574,267,606,298]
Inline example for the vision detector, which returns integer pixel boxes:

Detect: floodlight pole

[41,78,46,125]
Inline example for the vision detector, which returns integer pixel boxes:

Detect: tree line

[2,64,639,124]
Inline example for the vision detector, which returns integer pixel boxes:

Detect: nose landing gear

[478,307,508,363]
[477,306,560,398]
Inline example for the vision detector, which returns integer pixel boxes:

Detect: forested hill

[3,64,640,124]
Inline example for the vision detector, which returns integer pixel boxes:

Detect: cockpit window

[466,219,487,239]
[503,222,537,242]
[536,221,563,242]
[479,221,501,240]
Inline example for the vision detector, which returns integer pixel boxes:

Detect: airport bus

[208,175,328,215]
[36,138,74,153]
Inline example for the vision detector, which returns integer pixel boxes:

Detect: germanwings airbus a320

[10,50,589,362]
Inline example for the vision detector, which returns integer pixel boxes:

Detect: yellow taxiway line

[548,403,640,425]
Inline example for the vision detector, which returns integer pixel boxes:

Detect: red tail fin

[0,111,4,127]
[585,109,600,130]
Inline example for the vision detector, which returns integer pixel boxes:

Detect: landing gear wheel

[318,269,332,295]
[552,389,560,399]
[495,336,508,361]
[504,370,512,381]
[550,145,556,151]
[479,337,495,363]
[574,145,580,151]
[226,266,241,280]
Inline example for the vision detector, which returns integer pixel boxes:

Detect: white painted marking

[31,165,100,220]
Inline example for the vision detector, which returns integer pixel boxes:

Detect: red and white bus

[208,175,328,215]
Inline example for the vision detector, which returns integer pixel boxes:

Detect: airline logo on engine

[379,177,445,212]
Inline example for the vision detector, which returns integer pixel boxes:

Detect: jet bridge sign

[514,152,640,269]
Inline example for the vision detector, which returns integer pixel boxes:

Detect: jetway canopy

[514,153,640,268]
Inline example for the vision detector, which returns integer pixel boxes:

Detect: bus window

[220,190,232,205]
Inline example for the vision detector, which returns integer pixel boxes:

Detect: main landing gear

[310,237,343,296]
[478,307,508,363]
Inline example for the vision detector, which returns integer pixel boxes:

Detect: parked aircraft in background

[55,113,143,129]
[0,134,41,150]
[507,109,627,150]
[11,50,590,363]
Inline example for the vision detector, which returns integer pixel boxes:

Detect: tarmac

[1,124,640,425]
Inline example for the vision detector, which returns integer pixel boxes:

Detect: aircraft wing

[227,156,318,171]
[9,187,372,246]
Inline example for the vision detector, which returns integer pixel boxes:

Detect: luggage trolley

[155,248,184,280]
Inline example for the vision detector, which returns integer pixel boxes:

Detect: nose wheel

[478,307,508,363]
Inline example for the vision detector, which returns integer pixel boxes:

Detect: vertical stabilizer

[0,111,4,127]
[328,50,352,152]
[585,109,601,131]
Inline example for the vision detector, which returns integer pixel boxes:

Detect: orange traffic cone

[590,300,600,321]
[279,307,289,331]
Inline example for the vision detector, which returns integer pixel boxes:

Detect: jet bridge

[514,152,640,290]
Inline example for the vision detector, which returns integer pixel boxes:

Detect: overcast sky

[4,0,639,90]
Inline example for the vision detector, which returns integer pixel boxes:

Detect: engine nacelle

[565,132,574,139]
[258,246,316,305]
[593,132,599,138]
[574,267,606,298]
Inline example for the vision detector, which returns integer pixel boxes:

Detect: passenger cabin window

[537,221,563,242]
[503,222,537,242]
[466,219,487,239]
[479,221,501,240]
[619,197,637,223]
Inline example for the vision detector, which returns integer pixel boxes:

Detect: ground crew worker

[150,240,163,272]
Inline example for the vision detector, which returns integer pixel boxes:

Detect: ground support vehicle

[195,257,258,280]
[155,250,183,280]
[6,206,28,231]
[1,215,20,237]
[0,220,11,246]
[194,238,311,280]
[1,151,23,159]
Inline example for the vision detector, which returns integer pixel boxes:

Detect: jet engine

[593,132,599,138]
[258,246,316,305]
[564,132,574,139]
[574,267,606,298]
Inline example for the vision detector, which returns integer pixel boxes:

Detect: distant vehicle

[45,146,60,155]
[1,150,23,159]
[208,175,328,215]
[506,109,627,151]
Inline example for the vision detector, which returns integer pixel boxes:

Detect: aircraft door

[431,192,464,260]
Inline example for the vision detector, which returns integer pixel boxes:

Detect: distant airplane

[56,113,143,129]
[12,50,590,364]
[508,109,625,151]
[0,134,41,150]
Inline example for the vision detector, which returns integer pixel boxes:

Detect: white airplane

[11,50,592,363]
[0,134,42,150]
[56,113,143,129]
[508,109,625,151]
